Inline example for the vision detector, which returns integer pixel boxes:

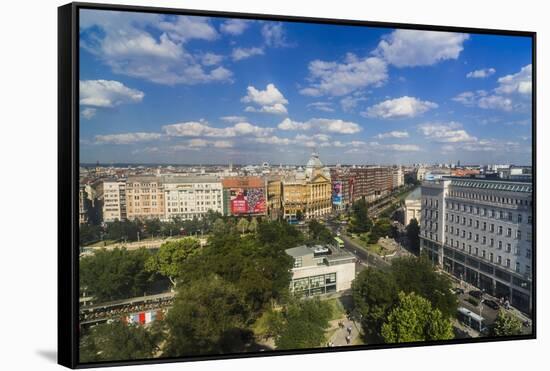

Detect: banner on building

[332,181,343,205]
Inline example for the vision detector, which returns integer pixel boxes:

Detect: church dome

[306,152,323,169]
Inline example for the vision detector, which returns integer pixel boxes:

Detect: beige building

[125,176,165,220]
[102,180,126,222]
[282,152,332,220]
[163,176,223,221]
[267,177,283,220]
[286,245,356,296]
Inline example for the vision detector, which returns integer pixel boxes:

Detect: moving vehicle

[457,307,487,333]
[334,237,345,248]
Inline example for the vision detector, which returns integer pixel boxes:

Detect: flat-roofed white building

[420,178,533,314]
[404,187,421,226]
[286,245,356,296]
[163,176,223,221]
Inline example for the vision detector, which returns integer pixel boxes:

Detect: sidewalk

[327,317,361,347]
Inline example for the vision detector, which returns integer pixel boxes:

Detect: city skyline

[79,9,533,166]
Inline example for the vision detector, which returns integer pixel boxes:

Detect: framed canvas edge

[57,2,537,369]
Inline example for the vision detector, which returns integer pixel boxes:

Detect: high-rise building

[420,178,533,314]
[102,180,126,222]
[164,176,223,221]
[348,166,392,202]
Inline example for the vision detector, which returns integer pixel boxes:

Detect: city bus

[457,307,487,333]
[334,237,345,248]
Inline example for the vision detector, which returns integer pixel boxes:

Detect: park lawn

[366,244,384,255]
[86,239,118,247]
[324,298,346,320]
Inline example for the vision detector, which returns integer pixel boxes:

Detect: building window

[506,243,511,253]
[482,236,486,245]
[498,226,503,235]
[526,249,531,259]
[518,214,522,223]
[498,241,502,249]
[497,256,502,264]
[516,230,521,240]
[507,228,512,237]
[294,257,302,268]
[490,238,494,247]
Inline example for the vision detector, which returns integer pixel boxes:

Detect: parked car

[469,290,483,299]
[483,299,500,310]
[454,288,465,295]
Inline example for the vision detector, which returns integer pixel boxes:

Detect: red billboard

[229,187,266,215]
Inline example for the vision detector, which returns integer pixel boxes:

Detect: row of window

[446,224,522,239]
[448,190,532,206]
[445,242,531,274]
[446,202,531,224]
[446,236,530,257]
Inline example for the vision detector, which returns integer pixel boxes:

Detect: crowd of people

[79,296,174,322]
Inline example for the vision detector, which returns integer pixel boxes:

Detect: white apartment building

[392,166,404,189]
[420,178,533,314]
[102,180,126,222]
[163,176,223,221]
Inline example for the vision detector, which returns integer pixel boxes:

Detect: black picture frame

[58,2,536,368]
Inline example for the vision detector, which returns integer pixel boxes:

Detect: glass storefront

[291,272,337,296]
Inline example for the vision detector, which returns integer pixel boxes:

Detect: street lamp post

[479,289,485,332]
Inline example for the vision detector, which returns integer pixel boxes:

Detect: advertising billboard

[229,187,266,215]
[332,181,343,205]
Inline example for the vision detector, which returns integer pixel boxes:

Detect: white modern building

[420,178,533,314]
[404,187,421,226]
[102,180,126,222]
[163,176,223,221]
[286,245,356,296]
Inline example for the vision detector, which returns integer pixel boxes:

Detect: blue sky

[79,9,533,165]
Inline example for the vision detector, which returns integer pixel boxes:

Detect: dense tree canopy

[406,218,420,254]
[80,247,156,302]
[390,256,457,319]
[307,219,335,245]
[164,276,254,356]
[368,218,393,244]
[350,199,372,233]
[381,292,454,343]
[352,268,399,340]
[274,298,333,350]
[145,238,201,288]
[79,321,161,362]
[352,256,457,342]
[492,309,522,336]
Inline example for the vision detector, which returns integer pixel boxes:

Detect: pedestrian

[347,326,352,334]
[345,335,351,344]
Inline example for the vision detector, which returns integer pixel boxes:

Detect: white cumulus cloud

[220,19,250,36]
[466,68,496,79]
[95,132,161,144]
[495,64,532,95]
[300,53,387,97]
[417,122,477,143]
[277,118,361,134]
[162,121,273,138]
[375,29,469,67]
[241,83,289,115]
[363,96,438,119]
[232,47,264,61]
[375,131,409,139]
[80,80,144,108]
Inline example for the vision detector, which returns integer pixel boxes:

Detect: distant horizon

[79,9,533,165]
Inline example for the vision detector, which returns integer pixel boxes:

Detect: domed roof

[306,152,323,169]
